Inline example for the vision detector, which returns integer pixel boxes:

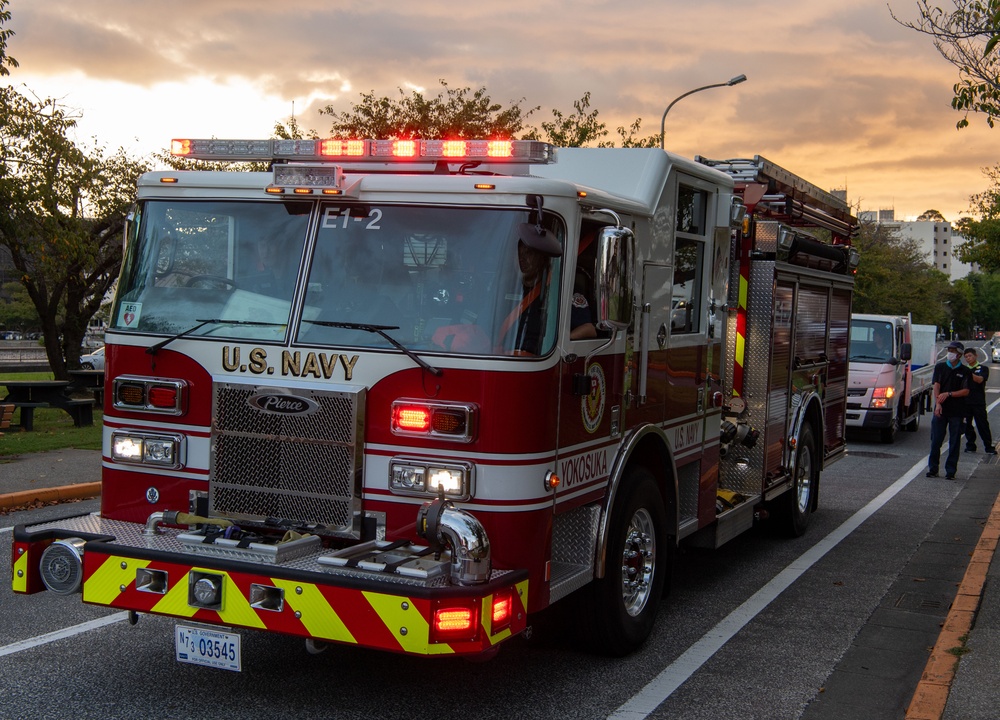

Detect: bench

[0,403,12,434]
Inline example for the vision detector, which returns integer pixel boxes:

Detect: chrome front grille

[210,381,364,538]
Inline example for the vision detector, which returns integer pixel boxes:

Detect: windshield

[849,320,894,363]
[299,204,564,356]
[112,200,565,355]
[112,200,311,341]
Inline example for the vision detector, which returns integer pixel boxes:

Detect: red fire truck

[11,138,857,666]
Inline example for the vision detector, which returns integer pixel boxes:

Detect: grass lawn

[1,371,103,456]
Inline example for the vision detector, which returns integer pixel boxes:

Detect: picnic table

[0,380,95,430]
[68,369,106,407]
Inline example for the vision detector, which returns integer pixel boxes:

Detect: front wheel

[781,423,817,537]
[587,467,668,656]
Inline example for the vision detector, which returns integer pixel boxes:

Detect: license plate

[175,624,241,672]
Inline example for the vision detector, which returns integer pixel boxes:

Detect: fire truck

[11,138,857,666]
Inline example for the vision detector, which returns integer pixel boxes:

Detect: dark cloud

[4,0,995,219]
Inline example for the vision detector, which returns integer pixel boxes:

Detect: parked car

[79,345,105,370]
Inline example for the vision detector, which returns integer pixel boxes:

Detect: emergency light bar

[170,138,556,164]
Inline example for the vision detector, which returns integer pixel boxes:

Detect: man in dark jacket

[927,341,972,479]
[962,347,997,454]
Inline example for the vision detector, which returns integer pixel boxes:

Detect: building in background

[857,209,978,281]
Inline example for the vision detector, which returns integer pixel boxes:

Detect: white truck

[847,313,936,443]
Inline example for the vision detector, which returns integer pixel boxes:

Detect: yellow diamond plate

[270,578,355,644]
[735,333,745,367]
[83,555,152,606]
[363,591,454,656]
[739,274,748,309]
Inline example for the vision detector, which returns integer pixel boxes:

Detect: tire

[879,420,896,444]
[782,423,817,537]
[904,406,920,432]
[80,362,94,370]
[587,467,668,656]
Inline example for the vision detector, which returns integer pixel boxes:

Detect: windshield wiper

[849,354,889,362]
[306,320,442,377]
[147,319,288,355]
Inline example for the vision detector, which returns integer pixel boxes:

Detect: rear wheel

[587,467,668,656]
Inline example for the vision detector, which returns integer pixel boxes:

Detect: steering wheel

[184,274,238,290]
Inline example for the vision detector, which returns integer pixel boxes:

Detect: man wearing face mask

[927,341,972,479]
[962,347,996,454]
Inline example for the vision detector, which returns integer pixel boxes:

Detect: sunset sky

[4,0,996,222]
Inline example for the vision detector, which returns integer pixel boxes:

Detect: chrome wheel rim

[620,508,655,617]
[796,442,813,514]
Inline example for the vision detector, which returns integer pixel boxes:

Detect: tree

[954,164,1000,270]
[0,279,39,332]
[851,218,953,326]
[0,8,149,376]
[0,88,149,376]
[320,80,538,139]
[0,0,17,77]
[318,79,659,148]
[963,271,1000,330]
[892,0,1000,128]
[916,209,947,221]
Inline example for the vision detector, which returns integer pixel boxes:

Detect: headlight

[390,458,473,500]
[112,430,184,468]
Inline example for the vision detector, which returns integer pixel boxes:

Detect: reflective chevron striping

[271,577,356,644]
[362,591,454,655]
[83,555,152,606]
[11,548,28,593]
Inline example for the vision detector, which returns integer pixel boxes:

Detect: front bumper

[845,407,893,429]
[12,513,528,657]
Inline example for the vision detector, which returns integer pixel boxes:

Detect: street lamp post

[660,74,748,150]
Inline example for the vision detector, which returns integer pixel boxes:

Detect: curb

[905,482,1000,719]
[0,482,102,510]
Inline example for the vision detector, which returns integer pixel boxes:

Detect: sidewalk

[0,448,102,509]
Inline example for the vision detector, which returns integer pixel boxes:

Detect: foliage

[955,164,1000,270]
[851,219,954,328]
[892,0,1000,128]
[528,91,609,147]
[0,279,40,330]
[961,271,1000,330]
[0,9,149,378]
[0,0,16,77]
[916,208,947,221]
[318,80,660,148]
[320,80,538,140]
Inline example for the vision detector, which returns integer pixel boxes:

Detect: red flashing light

[148,386,178,408]
[393,405,431,432]
[491,592,512,630]
[430,604,480,643]
[394,140,417,158]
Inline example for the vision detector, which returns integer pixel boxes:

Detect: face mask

[947,351,959,362]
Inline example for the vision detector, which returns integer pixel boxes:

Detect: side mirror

[900,342,912,362]
[595,225,635,331]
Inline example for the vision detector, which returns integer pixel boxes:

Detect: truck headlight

[390,458,473,500]
[871,386,894,409]
[112,430,184,468]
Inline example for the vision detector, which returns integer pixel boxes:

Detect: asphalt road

[1,391,997,719]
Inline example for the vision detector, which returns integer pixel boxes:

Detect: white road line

[0,613,129,659]
[609,457,928,720]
